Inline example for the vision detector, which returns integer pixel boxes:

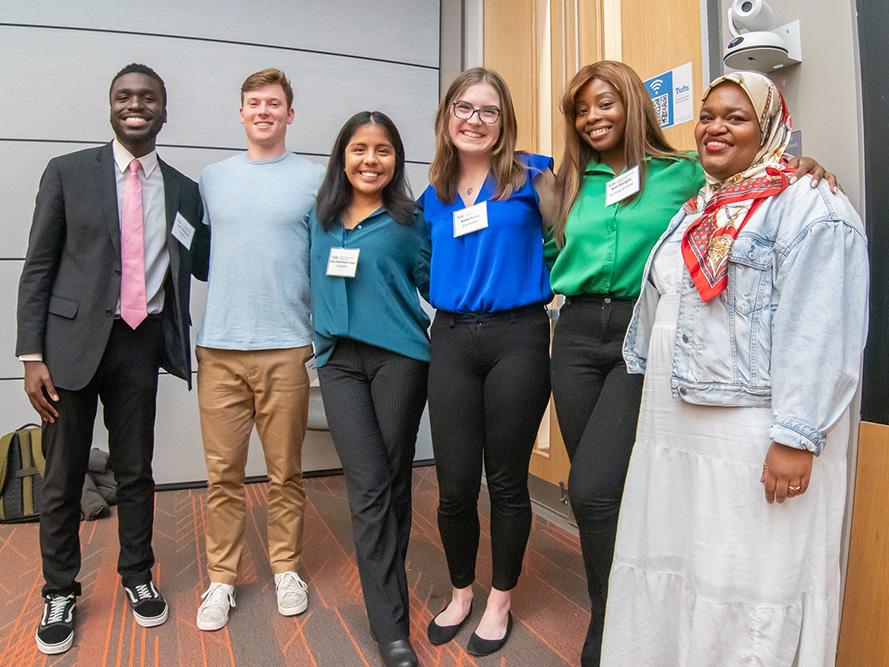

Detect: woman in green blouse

[546,60,835,667]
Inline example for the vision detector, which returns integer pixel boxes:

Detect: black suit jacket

[16,142,210,391]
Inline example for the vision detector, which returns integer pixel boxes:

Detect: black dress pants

[40,318,164,597]
[550,296,643,667]
[317,339,429,643]
[428,305,551,592]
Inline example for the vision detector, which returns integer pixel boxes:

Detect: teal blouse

[309,206,431,367]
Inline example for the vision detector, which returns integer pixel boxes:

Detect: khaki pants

[196,345,312,585]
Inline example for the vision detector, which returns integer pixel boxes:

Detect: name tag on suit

[172,212,195,249]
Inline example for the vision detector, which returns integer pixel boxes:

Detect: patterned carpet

[0,466,589,666]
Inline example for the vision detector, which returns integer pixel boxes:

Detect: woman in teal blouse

[309,111,430,667]
[546,60,836,667]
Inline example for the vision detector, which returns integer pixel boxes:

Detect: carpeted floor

[0,466,589,666]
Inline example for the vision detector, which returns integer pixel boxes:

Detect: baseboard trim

[156,458,436,492]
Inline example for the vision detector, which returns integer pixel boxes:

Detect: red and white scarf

[682,72,793,301]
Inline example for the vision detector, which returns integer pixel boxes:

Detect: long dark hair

[316,111,415,230]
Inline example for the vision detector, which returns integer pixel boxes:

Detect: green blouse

[546,154,705,299]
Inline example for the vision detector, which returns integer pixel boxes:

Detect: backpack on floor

[0,423,45,523]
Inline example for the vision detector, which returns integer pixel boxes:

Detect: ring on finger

[789,485,801,492]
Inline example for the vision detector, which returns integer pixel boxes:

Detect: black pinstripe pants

[317,339,429,643]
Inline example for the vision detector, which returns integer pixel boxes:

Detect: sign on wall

[644,62,693,129]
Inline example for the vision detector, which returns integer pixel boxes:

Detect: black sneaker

[35,593,76,654]
[122,581,168,627]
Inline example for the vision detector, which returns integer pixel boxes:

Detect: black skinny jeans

[318,339,429,643]
[550,296,643,667]
[428,305,551,592]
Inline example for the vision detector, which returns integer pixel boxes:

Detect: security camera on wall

[724,0,802,72]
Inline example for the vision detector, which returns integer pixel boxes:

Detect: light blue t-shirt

[197,151,324,349]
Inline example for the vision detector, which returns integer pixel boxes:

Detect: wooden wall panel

[619,0,702,150]
[483,0,538,152]
[837,421,889,666]
[549,0,604,167]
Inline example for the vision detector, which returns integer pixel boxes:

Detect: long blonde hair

[552,61,689,246]
[428,67,527,203]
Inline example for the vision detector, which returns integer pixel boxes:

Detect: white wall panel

[0,142,429,257]
[1,0,440,68]
[0,261,24,379]
[0,26,438,163]
[0,378,40,430]
[0,2,439,483]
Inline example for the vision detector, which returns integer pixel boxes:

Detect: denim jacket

[623,179,869,455]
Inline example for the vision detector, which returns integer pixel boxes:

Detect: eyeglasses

[451,101,501,125]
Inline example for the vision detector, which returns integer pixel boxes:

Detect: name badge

[453,200,489,238]
[172,212,195,249]
[326,247,360,278]
[605,166,640,206]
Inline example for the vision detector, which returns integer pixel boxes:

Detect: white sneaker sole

[196,613,229,632]
[35,629,73,655]
[277,598,308,616]
[133,605,168,628]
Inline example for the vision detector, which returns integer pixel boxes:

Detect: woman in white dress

[601,71,869,666]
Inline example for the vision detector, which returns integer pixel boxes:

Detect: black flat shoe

[377,638,418,667]
[466,612,513,657]
[427,601,473,645]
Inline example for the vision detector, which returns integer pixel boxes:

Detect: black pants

[40,318,164,597]
[550,296,643,667]
[428,305,551,592]
[317,339,428,643]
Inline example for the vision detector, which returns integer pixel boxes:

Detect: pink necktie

[120,159,148,329]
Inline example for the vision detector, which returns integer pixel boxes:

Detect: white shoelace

[46,595,74,624]
[201,583,236,609]
[275,572,308,595]
[133,583,154,600]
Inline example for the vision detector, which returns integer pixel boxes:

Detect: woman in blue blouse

[421,67,555,657]
[310,111,430,667]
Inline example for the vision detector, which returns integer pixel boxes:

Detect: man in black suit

[15,63,208,655]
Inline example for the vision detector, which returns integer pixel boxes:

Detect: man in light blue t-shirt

[193,68,324,632]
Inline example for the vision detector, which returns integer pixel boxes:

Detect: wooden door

[482,0,704,511]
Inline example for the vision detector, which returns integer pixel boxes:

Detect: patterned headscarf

[682,71,793,301]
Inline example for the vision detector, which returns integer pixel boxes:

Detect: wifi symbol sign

[649,79,665,94]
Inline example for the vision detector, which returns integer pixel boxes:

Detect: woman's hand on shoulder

[786,156,840,194]
[760,442,814,504]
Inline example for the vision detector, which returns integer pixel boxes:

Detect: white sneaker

[274,571,308,616]
[196,583,236,631]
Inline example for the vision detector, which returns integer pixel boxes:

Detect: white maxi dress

[600,224,849,667]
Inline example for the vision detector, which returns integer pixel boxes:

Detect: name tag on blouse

[326,247,360,278]
[453,201,489,237]
[605,166,640,206]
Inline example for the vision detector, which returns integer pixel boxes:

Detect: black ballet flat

[466,612,513,657]
[427,601,473,645]
[377,638,418,667]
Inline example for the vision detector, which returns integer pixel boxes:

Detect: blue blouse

[309,207,431,367]
[420,152,554,313]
